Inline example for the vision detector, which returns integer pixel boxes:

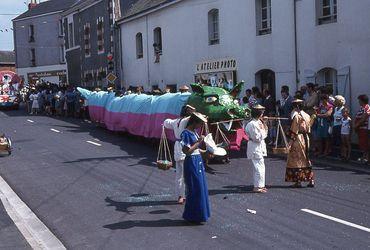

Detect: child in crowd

[341,107,352,161]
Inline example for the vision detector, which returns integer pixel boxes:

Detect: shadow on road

[208,185,254,195]
[105,197,179,214]
[103,197,198,230]
[103,219,197,230]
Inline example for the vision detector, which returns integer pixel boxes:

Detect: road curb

[0,175,66,250]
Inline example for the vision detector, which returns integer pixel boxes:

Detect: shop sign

[27,70,66,80]
[196,58,237,74]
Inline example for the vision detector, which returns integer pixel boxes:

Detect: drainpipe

[146,15,150,88]
[293,0,299,91]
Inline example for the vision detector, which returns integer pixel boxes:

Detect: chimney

[28,0,37,10]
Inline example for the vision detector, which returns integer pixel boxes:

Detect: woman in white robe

[164,105,195,204]
[245,104,268,193]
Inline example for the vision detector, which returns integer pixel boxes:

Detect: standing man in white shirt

[245,104,268,193]
[164,105,196,204]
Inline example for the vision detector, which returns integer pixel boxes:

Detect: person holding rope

[245,104,268,193]
[163,105,196,204]
[285,99,315,188]
[180,112,210,224]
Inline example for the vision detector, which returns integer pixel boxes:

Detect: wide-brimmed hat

[191,112,208,123]
[292,98,304,103]
[252,104,265,110]
[204,134,227,156]
[179,85,189,91]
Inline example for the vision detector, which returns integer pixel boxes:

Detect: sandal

[253,188,267,193]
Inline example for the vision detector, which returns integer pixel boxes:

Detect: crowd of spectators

[240,83,370,164]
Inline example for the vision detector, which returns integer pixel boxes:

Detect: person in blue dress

[180,112,210,224]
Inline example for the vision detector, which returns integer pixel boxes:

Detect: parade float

[0,71,21,109]
[77,82,250,151]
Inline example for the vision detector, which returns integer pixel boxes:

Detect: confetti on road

[86,141,102,147]
[247,209,257,214]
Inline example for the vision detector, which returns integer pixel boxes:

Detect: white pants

[175,160,185,197]
[251,158,265,188]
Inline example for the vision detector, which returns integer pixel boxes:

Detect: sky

[0,1,38,51]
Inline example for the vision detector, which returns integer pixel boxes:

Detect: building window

[97,17,104,54]
[58,19,63,37]
[208,9,219,45]
[68,23,74,48]
[136,32,143,59]
[30,48,36,66]
[28,24,35,42]
[153,27,162,63]
[84,23,91,57]
[256,0,271,35]
[317,0,337,25]
[59,46,65,63]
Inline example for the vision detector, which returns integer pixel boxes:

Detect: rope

[215,123,230,146]
[157,126,172,163]
[274,119,289,149]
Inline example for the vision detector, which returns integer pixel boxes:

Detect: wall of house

[13,13,65,69]
[64,0,115,87]
[297,0,370,113]
[120,0,297,97]
[13,12,66,85]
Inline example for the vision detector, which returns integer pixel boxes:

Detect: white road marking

[86,140,102,147]
[26,119,34,123]
[50,128,60,133]
[301,209,370,233]
[0,176,66,249]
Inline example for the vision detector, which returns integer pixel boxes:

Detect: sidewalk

[0,200,31,250]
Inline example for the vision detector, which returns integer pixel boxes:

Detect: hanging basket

[272,119,290,155]
[272,147,289,155]
[157,126,173,171]
[156,160,173,170]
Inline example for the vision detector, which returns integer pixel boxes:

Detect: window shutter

[337,66,350,107]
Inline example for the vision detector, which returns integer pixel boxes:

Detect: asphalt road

[0,108,369,249]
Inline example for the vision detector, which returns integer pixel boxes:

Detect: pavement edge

[0,175,66,250]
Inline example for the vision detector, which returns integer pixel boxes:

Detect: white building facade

[119,0,370,112]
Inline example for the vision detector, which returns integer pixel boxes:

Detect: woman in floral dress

[286,99,314,188]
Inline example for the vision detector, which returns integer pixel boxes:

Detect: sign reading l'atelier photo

[195,58,237,74]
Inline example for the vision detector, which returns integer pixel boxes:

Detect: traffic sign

[106,73,117,83]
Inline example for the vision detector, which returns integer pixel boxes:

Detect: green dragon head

[187,82,250,122]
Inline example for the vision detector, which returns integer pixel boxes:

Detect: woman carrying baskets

[245,104,268,193]
[163,104,196,204]
[285,99,314,188]
[180,112,210,223]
